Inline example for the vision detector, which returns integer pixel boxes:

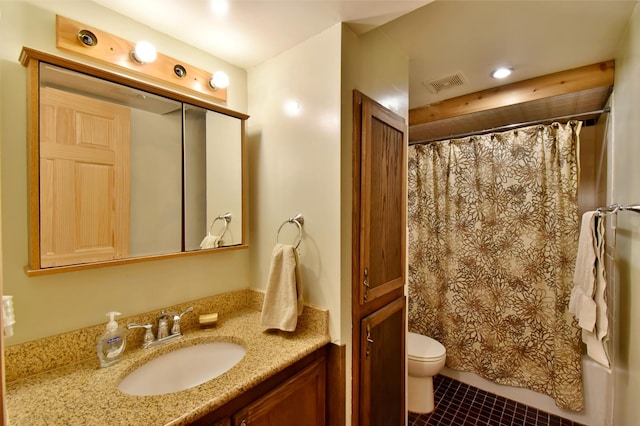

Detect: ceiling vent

[423,72,467,94]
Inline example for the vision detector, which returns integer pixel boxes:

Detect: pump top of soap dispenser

[106,311,121,332]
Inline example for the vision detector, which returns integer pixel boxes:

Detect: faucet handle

[169,307,194,335]
[178,306,194,318]
[127,323,154,345]
[163,307,194,320]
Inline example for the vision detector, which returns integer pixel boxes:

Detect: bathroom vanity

[194,350,326,426]
[4,291,330,425]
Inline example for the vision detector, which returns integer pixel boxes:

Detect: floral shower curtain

[407,122,584,411]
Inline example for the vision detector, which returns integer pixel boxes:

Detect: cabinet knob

[240,420,247,426]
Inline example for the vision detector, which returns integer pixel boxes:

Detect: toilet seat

[408,332,446,362]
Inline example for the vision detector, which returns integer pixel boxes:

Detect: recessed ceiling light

[492,67,512,79]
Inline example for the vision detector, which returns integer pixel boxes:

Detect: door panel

[360,296,406,426]
[39,87,130,267]
[359,95,407,305]
[232,358,326,426]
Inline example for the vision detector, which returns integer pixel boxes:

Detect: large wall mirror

[21,48,247,275]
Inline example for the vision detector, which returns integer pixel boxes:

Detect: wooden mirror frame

[20,47,249,276]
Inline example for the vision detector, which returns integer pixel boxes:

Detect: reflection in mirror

[184,105,242,251]
[34,61,244,271]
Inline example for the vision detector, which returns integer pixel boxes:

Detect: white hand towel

[200,234,222,249]
[568,211,610,367]
[260,244,304,332]
[568,212,598,331]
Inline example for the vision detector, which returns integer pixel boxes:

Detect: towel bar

[596,203,640,216]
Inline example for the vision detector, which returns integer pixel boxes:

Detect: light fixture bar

[55,15,227,103]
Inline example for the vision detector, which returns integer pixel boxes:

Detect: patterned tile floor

[408,375,585,426]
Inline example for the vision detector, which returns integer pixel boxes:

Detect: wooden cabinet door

[356,92,406,305]
[232,358,326,426]
[352,91,407,426]
[360,296,406,426]
[39,87,130,267]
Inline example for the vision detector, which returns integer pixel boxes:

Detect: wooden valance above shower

[409,60,614,126]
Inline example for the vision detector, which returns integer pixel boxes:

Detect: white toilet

[407,331,447,414]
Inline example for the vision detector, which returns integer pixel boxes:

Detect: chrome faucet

[127,306,194,349]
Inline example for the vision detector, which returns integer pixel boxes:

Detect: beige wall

[612,3,640,425]
[0,1,250,345]
[246,24,344,342]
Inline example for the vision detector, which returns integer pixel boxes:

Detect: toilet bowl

[407,331,446,414]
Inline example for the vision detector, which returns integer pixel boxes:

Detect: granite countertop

[5,308,330,426]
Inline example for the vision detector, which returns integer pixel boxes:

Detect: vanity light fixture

[130,41,157,64]
[492,67,512,79]
[209,71,230,90]
[57,15,228,102]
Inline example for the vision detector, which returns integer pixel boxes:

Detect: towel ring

[276,213,304,249]
[208,212,232,237]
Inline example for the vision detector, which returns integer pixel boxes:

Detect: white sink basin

[118,341,246,396]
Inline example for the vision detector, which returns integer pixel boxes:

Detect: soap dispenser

[97,311,127,368]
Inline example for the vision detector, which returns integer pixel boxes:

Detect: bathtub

[440,355,612,426]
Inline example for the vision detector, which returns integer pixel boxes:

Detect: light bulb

[209,71,229,90]
[131,41,157,64]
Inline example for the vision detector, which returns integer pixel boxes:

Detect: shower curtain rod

[409,107,611,146]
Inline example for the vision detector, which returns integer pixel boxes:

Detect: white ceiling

[87,0,637,110]
[90,0,433,70]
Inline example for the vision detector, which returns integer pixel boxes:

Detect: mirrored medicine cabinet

[20,47,248,275]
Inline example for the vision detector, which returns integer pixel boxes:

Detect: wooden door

[360,296,406,426]
[358,93,406,305]
[232,357,326,426]
[39,87,130,267]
